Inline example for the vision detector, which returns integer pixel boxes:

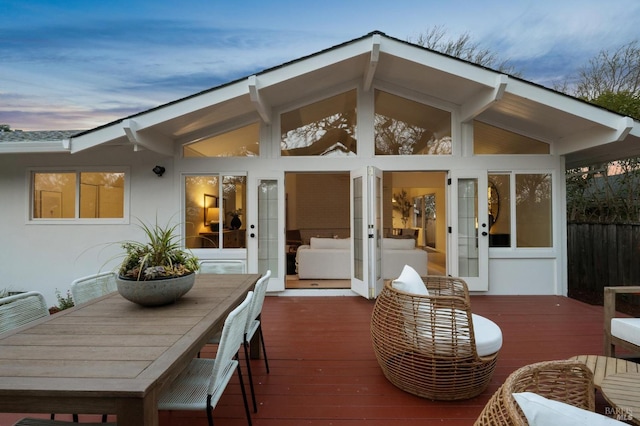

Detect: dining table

[0,273,261,426]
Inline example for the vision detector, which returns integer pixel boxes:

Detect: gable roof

[3,31,639,167]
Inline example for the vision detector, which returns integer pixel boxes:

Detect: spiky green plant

[119,220,199,281]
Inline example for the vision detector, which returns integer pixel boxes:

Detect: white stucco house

[2,31,640,306]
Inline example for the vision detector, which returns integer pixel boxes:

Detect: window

[474,121,550,154]
[183,122,260,157]
[375,90,451,155]
[488,174,511,247]
[516,174,552,247]
[32,171,125,220]
[184,174,246,249]
[281,90,357,156]
[488,172,552,248]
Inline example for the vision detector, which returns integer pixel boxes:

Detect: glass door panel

[258,179,279,277]
[350,166,383,299]
[451,172,488,291]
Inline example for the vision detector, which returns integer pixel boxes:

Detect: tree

[591,91,640,121]
[571,40,640,102]
[0,124,12,132]
[562,40,640,223]
[410,26,520,76]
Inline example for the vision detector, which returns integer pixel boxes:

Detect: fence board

[568,223,640,302]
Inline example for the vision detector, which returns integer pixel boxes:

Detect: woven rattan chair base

[381,350,498,400]
[474,360,595,425]
[371,277,499,401]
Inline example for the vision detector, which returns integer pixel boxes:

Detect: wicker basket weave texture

[371,276,499,400]
[474,360,595,425]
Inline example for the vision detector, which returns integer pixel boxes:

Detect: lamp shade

[206,207,220,225]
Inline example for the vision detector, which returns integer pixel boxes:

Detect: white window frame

[27,167,130,225]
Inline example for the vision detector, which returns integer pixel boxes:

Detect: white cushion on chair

[611,318,640,347]
[472,314,503,356]
[513,392,627,425]
[392,265,428,295]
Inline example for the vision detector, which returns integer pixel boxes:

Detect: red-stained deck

[0,294,619,425]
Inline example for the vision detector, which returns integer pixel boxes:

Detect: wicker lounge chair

[371,275,502,400]
[474,360,595,425]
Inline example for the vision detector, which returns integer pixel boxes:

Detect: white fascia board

[460,74,508,123]
[132,83,250,131]
[255,39,372,88]
[248,75,271,124]
[557,116,636,156]
[0,141,69,154]
[379,37,498,88]
[70,126,127,153]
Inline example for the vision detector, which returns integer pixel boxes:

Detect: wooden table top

[601,372,640,425]
[0,273,260,426]
[570,355,640,389]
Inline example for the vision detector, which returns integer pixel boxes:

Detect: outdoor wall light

[152,165,166,177]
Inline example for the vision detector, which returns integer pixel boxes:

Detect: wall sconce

[152,165,165,177]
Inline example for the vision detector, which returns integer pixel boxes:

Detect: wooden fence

[568,223,640,302]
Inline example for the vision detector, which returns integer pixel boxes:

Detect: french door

[247,172,285,292]
[449,171,489,291]
[350,166,383,299]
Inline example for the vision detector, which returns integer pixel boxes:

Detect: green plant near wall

[393,189,413,227]
[55,289,75,310]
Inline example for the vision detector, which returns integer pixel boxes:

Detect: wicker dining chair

[70,272,117,306]
[474,360,595,425]
[0,291,49,333]
[206,270,272,413]
[198,259,246,274]
[371,276,501,400]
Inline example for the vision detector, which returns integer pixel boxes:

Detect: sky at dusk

[2,0,639,131]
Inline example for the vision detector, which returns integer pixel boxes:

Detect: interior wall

[286,173,350,242]
[389,171,447,251]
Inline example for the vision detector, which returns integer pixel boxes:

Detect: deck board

[0,294,620,425]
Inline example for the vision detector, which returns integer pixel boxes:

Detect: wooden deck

[1,294,619,425]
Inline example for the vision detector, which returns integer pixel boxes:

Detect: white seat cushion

[611,318,640,346]
[472,314,503,357]
[513,392,627,425]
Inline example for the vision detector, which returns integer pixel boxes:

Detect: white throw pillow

[392,265,428,295]
[513,392,628,425]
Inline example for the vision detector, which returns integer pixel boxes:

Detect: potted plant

[116,219,199,306]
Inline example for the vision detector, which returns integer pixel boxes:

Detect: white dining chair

[198,259,246,274]
[0,291,49,333]
[206,270,271,413]
[70,271,117,306]
[158,291,254,426]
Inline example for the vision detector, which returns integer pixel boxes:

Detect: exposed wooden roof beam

[363,34,381,92]
[248,75,271,124]
[460,74,508,123]
[122,119,174,156]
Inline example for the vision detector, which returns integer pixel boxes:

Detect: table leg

[117,394,158,426]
